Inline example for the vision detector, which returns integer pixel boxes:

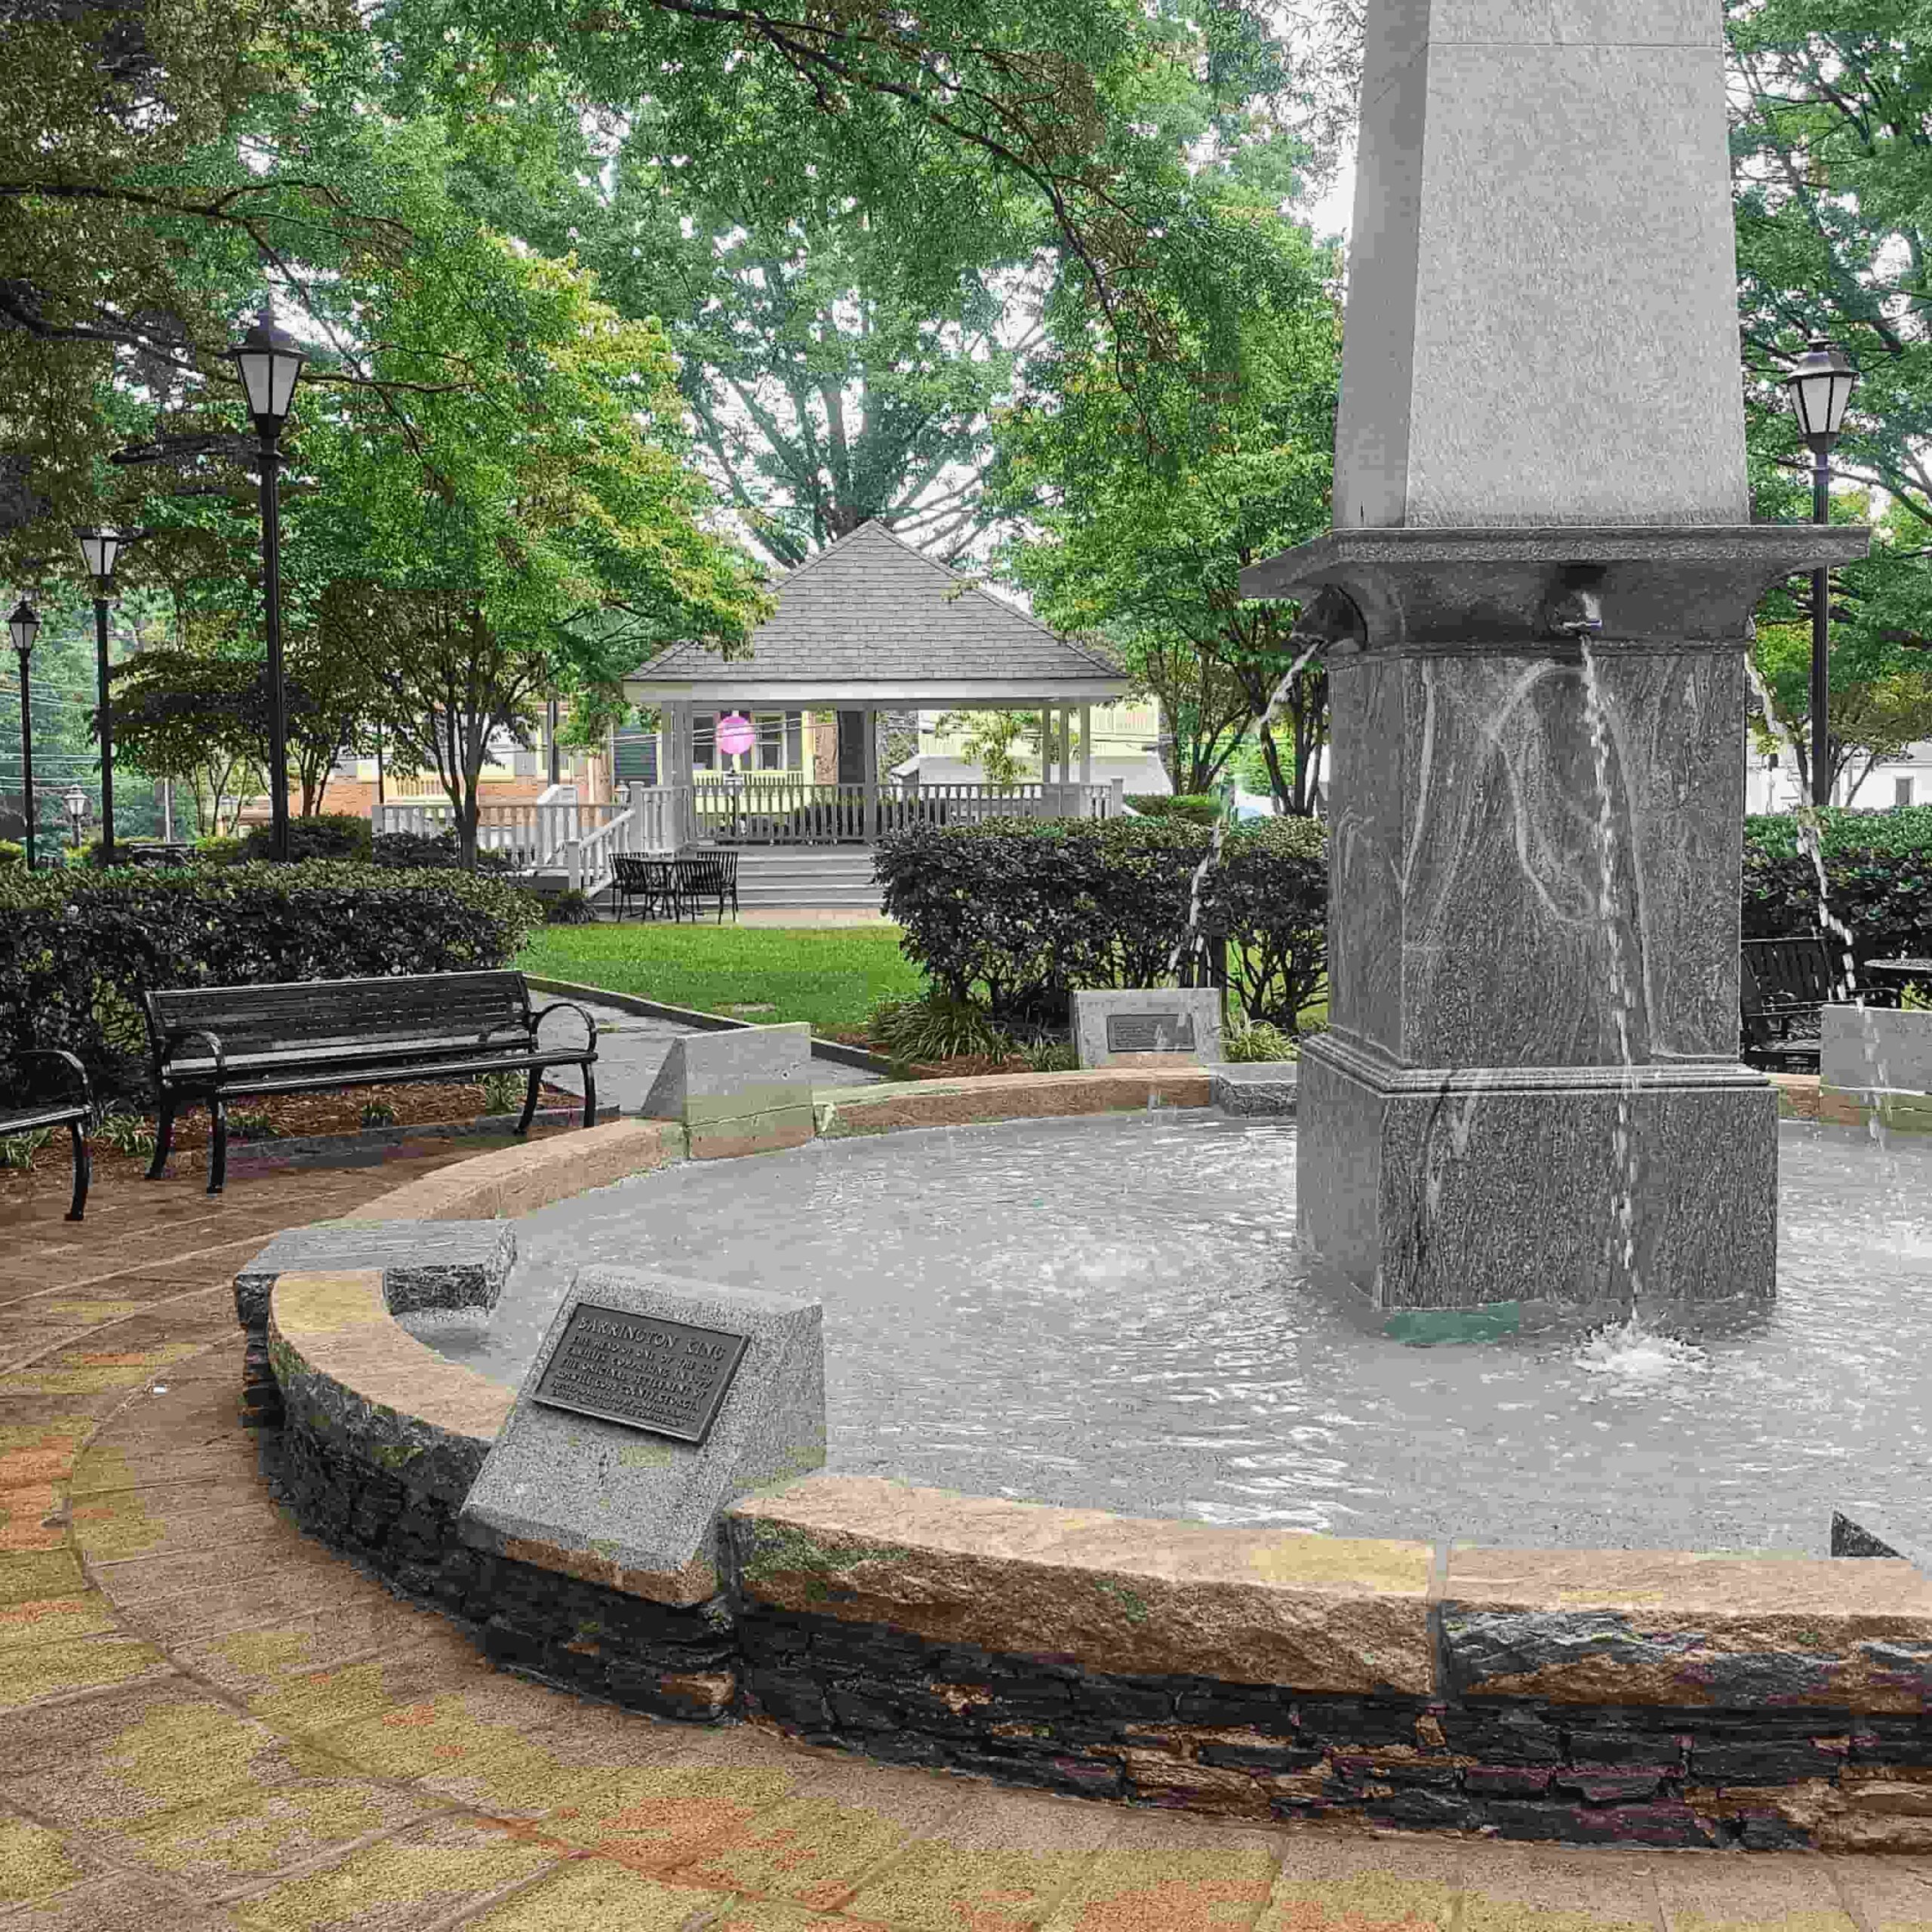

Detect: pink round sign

[716,712,755,758]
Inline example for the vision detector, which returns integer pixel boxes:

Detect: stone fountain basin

[256,1079,1932,1851]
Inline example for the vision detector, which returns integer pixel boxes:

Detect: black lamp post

[75,528,125,862]
[8,598,38,869]
[229,308,305,862]
[1783,338,1860,810]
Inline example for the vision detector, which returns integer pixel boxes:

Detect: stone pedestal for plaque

[458,1266,823,1604]
[1239,0,1866,1313]
[1072,988,1224,1069]
[642,1023,815,1158]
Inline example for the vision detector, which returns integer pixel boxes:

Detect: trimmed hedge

[876,817,1327,1029]
[241,813,373,863]
[0,861,543,1104]
[1124,794,1225,826]
[1743,809,1932,965]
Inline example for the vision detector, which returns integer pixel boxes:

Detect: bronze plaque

[531,1302,749,1445]
[1106,1011,1195,1053]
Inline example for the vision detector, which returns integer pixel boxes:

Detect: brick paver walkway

[3,1147,1929,1928]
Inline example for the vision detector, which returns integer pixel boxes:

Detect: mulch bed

[1,1078,581,1172]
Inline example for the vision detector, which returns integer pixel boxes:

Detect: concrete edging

[522,974,897,1075]
[251,1071,1932,1849]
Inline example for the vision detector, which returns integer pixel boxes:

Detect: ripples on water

[405,1111,1932,1555]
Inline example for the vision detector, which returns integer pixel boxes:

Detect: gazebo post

[1080,705,1093,797]
[861,705,878,843]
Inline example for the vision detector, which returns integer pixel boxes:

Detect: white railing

[673,777,1123,846]
[374,777,1124,868]
[900,780,1121,824]
[564,805,635,895]
[375,798,624,869]
[619,784,682,854]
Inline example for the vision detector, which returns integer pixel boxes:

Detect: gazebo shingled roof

[623,521,1128,706]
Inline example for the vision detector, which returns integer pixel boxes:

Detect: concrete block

[642,1023,816,1157]
[1211,1063,1300,1116]
[457,1266,824,1605]
[1821,1005,1932,1097]
[235,1221,515,1331]
[1072,989,1224,1069]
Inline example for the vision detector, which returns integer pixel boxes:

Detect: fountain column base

[1297,1035,1778,1314]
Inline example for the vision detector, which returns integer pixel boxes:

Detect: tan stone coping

[374,1117,686,1220]
[268,1269,512,1495]
[727,1475,1435,1695]
[1770,1074,1932,1133]
[260,1066,1932,1714]
[816,1066,1215,1135]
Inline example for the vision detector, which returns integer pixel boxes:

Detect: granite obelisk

[1241,0,1866,1315]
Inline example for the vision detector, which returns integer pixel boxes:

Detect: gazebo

[622,521,1131,850]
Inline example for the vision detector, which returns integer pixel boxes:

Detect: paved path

[3,1149,1929,1928]
[540,998,878,1117]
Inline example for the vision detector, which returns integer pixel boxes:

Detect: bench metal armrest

[16,1049,94,1112]
[160,1026,228,1077]
[531,1000,598,1057]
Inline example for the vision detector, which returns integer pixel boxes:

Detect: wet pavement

[5,1138,1931,1926]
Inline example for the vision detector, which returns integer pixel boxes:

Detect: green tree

[992,155,1340,811]
[303,245,768,864]
[1730,0,1932,778]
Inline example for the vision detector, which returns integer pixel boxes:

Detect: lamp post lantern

[1783,338,1861,811]
[63,783,88,857]
[8,598,39,869]
[74,528,125,862]
[229,307,306,862]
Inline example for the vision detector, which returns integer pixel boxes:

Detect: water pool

[405,1110,1932,1555]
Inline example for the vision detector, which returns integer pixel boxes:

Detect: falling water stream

[1578,641,1645,1311]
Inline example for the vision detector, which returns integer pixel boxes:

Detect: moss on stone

[1095,1577,1152,1626]
[737,1520,912,1592]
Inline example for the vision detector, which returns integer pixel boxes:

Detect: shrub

[0,841,23,867]
[543,888,598,925]
[0,861,543,1106]
[1017,1037,1080,1072]
[0,1126,51,1169]
[1224,1020,1299,1063]
[1741,808,1932,966]
[480,1070,525,1115]
[876,817,1327,1031]
[94,1109,157,1158]
[227,1107,280,1142]
[361,1097,398,1128]
[1125,794,1225,826]
[866,992,1011,1064]
[371,829,521,873]
[242,814,373,864]
[193,835,248,866]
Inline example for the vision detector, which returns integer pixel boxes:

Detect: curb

[213,1103,620,1176]
[524,974,897,1076]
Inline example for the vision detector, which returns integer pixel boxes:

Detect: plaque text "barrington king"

[531,1303,749,1444]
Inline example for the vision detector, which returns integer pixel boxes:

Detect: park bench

[143,971,598,1194]
[0,1048,95,1222]
[1739,935,1898,1072]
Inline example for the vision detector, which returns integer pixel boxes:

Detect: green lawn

[515,923,924,1037]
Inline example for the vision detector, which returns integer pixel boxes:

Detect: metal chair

[675,851,739,923]
[611,854,683,921]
